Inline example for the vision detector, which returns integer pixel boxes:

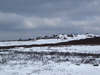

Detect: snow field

[0,61,100,75]
[9,45,100,54]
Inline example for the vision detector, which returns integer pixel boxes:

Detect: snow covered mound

[0,33,99,46]
[57,33,96,40]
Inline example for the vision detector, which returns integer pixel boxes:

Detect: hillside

[0,34,100,49]
[0,34,100,75]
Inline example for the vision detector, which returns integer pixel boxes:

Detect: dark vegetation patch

[0,50,100,65]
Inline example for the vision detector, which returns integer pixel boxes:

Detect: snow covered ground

[9,45,100,54]
[0,39,67,46]
[0,61,100,75]
[0,45,100,75]
[0,34,100,75]
[0,34,97,46]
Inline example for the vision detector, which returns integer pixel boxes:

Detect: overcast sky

[0,0,100,40]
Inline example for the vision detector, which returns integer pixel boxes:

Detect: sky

[0,0,100,40]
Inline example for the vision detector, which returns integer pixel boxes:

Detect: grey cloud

[0,11,63,31]
[0,12,24,30]
[0,0,100,40]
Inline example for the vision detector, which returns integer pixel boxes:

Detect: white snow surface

[0,39,66,46]
[0,61,100,75]
[11,45,100,54]
[0,34,97,46]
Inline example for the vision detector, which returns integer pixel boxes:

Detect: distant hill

[0,35,100,49]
